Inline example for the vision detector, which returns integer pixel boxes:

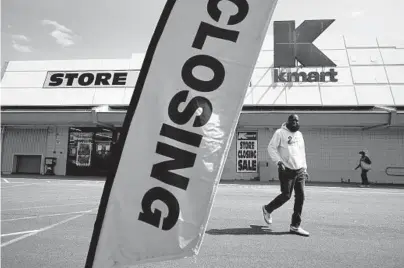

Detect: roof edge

[2,105,404,112]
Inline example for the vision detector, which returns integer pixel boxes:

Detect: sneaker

[262,205,272,224]
[290,226,309,237]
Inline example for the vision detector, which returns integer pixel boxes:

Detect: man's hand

[303,169,310,181]
[277,161,286,171]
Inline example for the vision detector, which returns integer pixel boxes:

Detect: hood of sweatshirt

[281,122,290,131]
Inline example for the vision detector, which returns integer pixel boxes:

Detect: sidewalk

[2,174,404,189]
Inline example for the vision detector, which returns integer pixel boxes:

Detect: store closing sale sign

[85,0,278,267]
[237,131,258,172]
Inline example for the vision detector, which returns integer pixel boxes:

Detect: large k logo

[273,20,336,68]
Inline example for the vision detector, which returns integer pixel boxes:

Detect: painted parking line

[1,209,96,222]
[1,210,94,248]
[3,196,96,205]
[0,183,37,189]
[1,202,99,212]
[2,178,10,183]
[1,230,39,237]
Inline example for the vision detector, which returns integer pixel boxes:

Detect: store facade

[2,14,404,183]
[66,127,122,176]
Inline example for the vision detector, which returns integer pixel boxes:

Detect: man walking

[355,150,372,187]
[261,114,310,236]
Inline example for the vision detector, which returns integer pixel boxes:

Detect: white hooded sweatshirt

[267,123,307,170]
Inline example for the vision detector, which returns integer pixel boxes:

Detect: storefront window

[66,127,120,176]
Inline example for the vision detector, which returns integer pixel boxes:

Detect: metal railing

[385,167,404,177]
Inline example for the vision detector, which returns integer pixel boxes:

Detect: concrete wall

[222,126,404,184]
[45,126,69,176]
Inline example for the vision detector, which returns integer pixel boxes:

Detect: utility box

[44,157,57,175]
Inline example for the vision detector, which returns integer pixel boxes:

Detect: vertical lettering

[192,22,239,50]
[181,55,225,93]
[138,187,180,231]
[207,0,249,25]
[168,90,213,127]
[150,142,196,190]
[160,123,203,148]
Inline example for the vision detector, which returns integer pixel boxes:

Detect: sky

[2,0,404,69]
[1,0,166,67]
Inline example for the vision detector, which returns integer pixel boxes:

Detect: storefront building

[2,18,404,183]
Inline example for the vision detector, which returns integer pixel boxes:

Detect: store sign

[43,70,139,88]
[236,131,258,173]
[85,0,278,267]
[273,19,338,83]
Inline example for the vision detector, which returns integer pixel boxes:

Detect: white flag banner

[86,0,278,267]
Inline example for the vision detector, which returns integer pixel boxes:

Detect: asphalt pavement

[1,177,404,268]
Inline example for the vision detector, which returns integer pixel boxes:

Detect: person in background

[261,114,309,237]
[355,150,372,187]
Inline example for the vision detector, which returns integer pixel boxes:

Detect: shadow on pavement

[206,225,291,236]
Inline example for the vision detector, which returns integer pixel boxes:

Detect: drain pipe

[362,106,397,131]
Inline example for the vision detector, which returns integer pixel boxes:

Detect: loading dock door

[16,155,41,174]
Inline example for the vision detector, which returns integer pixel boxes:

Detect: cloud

[351,11,364,18]
[41,19,76,47]
[11,34,33,53]
[12,41,33,53]
[12,34,30,42]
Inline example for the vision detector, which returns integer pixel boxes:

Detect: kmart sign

[273,19,338,83]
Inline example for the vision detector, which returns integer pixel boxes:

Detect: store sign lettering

[274,68,338,83]
[273,19,338,83]
[43,71,137,88]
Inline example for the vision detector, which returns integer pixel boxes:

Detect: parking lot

[1,177,404,268]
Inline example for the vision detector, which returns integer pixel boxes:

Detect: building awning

[1,110,125,127]
[239,110,404,129]
[1,106,404,129]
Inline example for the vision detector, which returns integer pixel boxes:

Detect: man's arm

[301,136,308,172]
[267,130,282,165]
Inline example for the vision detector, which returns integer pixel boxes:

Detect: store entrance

[66,127,120,176]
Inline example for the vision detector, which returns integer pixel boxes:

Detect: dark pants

[361,170,369,185]
[265,167,307,227]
